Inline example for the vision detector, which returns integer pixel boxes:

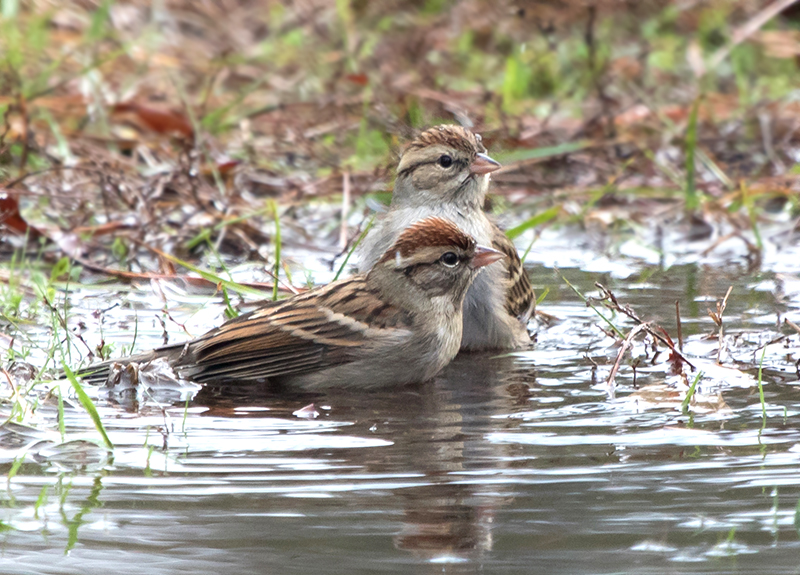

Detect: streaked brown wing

[171,277,411,383]
[491,227,535,321]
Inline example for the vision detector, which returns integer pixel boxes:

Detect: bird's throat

[393,175,486,212]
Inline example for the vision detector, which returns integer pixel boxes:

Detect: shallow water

[2,222,800,574]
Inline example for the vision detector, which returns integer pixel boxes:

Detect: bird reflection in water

[112,349,537,569]
[384,352,536,565]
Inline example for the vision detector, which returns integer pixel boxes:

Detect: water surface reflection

[2,262,800,574]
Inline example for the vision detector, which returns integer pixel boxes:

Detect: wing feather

[167,276,412,383]
[491,227,535,322]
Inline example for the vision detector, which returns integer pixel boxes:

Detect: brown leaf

[0,190,41,238]
[344,73,369,86]
[199,159,242,178]
[111,102,194,140]
[72,221,134,238]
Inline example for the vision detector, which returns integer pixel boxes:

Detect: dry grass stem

[785,318,800,335]
[708,286,734,365]
[606,323,649,393]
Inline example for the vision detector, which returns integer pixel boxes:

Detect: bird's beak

[470,153,502,176]
[470,245,506,270]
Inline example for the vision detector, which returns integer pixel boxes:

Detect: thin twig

[43,298,94,357]
[595,282,696,370]
[559,273,624,338]
[708,286,733,365]
[606,323,649,393]
[73,252,285,293]
[262,266,300,295]
[708,0,800,71]
[130,237,303,294]
[784,318,800,335]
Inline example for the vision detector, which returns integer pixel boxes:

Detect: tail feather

[67,347,179,384]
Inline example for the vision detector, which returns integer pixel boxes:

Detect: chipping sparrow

[359,125,535,350]
[79,217,504,389]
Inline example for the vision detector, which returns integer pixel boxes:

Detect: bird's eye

[438,154,453,168]
[440,252,459,267]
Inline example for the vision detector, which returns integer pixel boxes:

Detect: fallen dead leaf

[0,190,41,238]
[111,102,194,140]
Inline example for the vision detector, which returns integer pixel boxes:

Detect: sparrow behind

[358,125,535,351]
[76,217,504,389]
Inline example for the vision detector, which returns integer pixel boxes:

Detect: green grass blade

[684,98,700,211]
[493,140,593,165]
[757,345,767,429]
[558,270,624,339]
[57,385,65,441]
[270,199,281,301]
[7,452,25,483]
[61,364,113,450]
[34,484,48,519]
[155,252,268,298]
[506,206,560,240]
[681,370,703,413]
[0,521,15,533]
[520,233,537,264]
[535,287,549,305]
[794,498,800,538]
[334,215,374,281]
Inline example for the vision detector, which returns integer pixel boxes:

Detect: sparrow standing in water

[359,125,535,350]
[79,217,504,389]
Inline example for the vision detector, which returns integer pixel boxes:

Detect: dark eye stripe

[397,157,468,178]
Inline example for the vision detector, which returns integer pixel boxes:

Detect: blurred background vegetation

[1,0,799,277]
